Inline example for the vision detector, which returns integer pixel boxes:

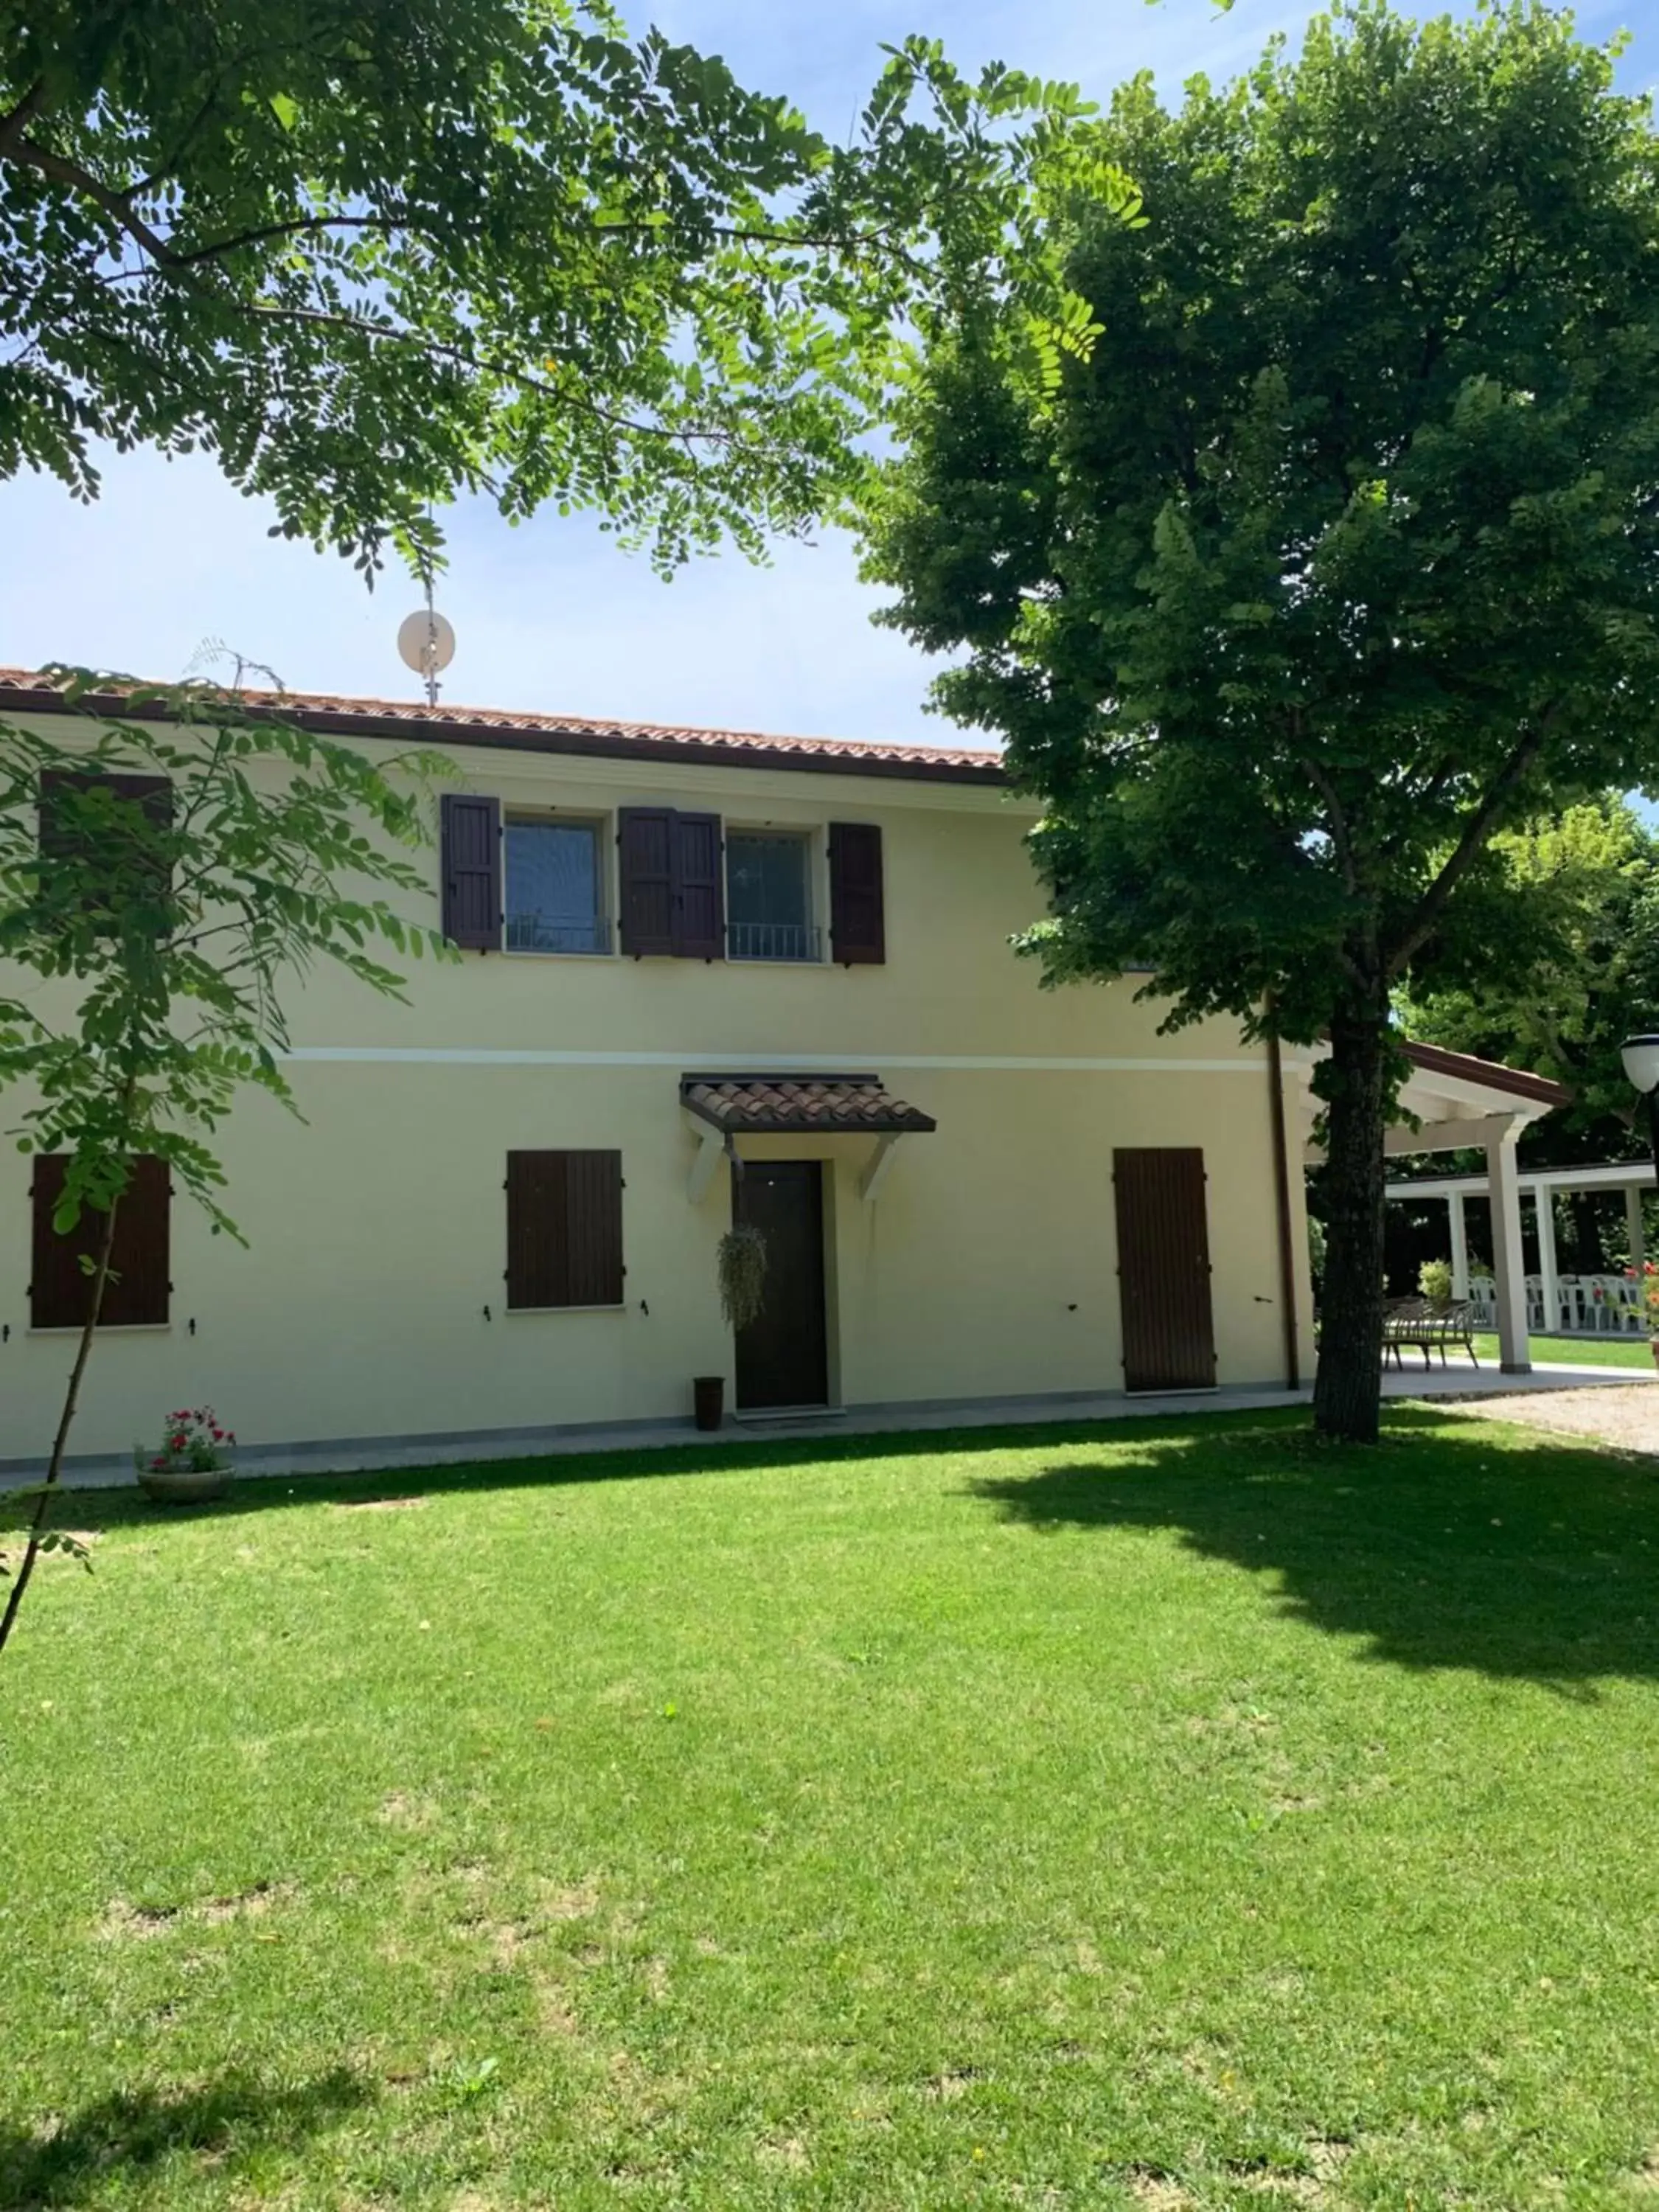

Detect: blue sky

[2,0,1652,742]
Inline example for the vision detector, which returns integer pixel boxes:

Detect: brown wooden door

[1113,1148,1217,1393]
[734,1161,829,1411]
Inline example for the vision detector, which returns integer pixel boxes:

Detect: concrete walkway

[3,1354,1649,1496]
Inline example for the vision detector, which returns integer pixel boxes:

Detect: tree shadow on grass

[0,2066,370,2208]
[969,1406,1659,1688]
[5,1408,1315,1534]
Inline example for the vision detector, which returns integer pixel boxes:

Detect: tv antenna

[397,579,455,708]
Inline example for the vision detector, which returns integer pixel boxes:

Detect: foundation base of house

[2,1359,1644,1495]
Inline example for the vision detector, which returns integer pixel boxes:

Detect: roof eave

[0,681,1005,790]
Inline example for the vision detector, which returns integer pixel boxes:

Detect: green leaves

[860,0,1659,1052]
[1,1,1091,577]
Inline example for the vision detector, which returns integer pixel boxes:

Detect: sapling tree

[858,2,1659,1441]
[0,666,452,1658]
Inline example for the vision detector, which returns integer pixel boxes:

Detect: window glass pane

[727,833,807,925]
[505,821,605,953]
[726,832,814,961]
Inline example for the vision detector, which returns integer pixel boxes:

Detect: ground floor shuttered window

[505,1151,625,1310]
[30,1155,171,1329]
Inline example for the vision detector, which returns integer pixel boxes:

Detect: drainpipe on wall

[1266,1029,1301,1389]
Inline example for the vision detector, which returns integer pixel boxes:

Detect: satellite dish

[397,608,455,676]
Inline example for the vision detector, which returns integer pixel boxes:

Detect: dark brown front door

[1113,1148,1217,1393]
[734,1161,830,1411]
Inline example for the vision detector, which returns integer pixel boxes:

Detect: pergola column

[1534,1186,1559,1338]
[1487,1119,1530,1374]
[1448,1190,1470,1301]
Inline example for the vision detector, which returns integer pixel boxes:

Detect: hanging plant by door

[717,1223,768,1331]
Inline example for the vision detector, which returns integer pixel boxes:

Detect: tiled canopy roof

[681,1075,938,1135]
[0,668,1003,788]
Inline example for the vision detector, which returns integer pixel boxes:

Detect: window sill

[28,1324,172,1337]
[502,946,616,961]
[504,1304,627,1315]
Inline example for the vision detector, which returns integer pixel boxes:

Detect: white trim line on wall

[284,1046,1277,1074]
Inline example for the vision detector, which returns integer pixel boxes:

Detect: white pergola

[1298,1040,1568,1373]
[1385,1157,1655,1342]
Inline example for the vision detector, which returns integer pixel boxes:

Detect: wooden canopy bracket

[686,1116,727,1204]
[858,1133,902,1203]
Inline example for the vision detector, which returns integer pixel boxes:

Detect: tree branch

[102,201,919,279]
[1386,706,1559,981]
[0,80,49,155]
[1296,751,1359,898]
[226,296,777,451]
[3,134,180,266]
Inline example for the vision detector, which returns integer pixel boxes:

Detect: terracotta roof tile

[0,668,1003,787]
[681,1075,937,1135]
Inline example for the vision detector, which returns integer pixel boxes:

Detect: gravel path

[1439,1382,1659,1453]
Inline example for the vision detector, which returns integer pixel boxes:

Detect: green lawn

[5,1409,1659,2209]
[1472,1332,1653,1369]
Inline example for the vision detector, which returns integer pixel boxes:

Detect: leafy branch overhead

[1,2,1135,575]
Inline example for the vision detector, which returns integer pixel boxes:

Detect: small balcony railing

[728,920,821,963]
[505,913,611,955]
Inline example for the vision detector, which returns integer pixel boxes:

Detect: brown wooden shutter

[1112,1148,1217,1392]
[506,1152,566,1309]
[30,1155,170,1329]
[672,812,725,960]
[618,808,675,956]
[564,1152,625,1306]
[39,772,174,924]
[440,793,501,950]
[829,823,886,964]
[506,1151,624,1309]
[40,771,173,852]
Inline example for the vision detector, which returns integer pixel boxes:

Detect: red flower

[226,1431,237,1444]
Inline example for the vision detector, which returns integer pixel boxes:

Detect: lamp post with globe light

[1621,1034,1659,1180]
[1621,1034,1659,1344]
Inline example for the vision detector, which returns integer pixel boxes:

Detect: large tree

[858,1,1659,1441]
[1,2,1109,574]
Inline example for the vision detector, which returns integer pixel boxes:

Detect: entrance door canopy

[681,1074,936,1205]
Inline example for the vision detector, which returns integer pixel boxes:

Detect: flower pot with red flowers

[134,1406,235,1503]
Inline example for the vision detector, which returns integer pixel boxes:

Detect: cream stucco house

[0,672,1562,1472]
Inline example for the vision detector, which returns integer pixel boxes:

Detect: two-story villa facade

[1,673,1334,1469]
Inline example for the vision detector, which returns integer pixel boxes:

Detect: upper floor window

[504,818,609,955]
[726,830,818,963]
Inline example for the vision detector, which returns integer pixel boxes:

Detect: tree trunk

[0,1193,119,1662]
[1312,997,1391,1444]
